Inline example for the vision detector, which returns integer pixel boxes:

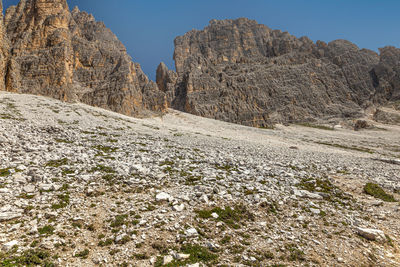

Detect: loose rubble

[0,92,400,266]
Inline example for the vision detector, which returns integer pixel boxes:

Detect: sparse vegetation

[196,205,253,229]
[316,141,374,154]
[364,183,396,202]
[38,225,55,236]
[74,249,89,259]
[298,123,334,131]
[0,168,11,177]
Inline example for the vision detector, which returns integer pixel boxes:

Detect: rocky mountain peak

[1,0,166,116]
[162,18,399,127]
[32,0,68,18]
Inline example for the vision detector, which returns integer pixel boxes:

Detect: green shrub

[364,183,396,202]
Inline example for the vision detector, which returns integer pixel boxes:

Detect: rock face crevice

[1,0,166,116]
[157,18,399,127]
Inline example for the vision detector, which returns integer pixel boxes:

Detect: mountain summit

[1,0,167,116]
[157,18,400,127]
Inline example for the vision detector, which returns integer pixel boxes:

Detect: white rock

[200,194,209,203]
[3,240,18,251]
[23,184,35,193]
[187,264,200,267]
[293,189,323,200]
[211,212,219,219]
[172,204,185,212]
[13,173,27,184]
[115,234,128,243]
[163,255,174,265]
[185,227,198,237]
[174,253,190,260]
[0,212,22,222]
[355,227,385,242]
[39,184,54,191]
[156,192,171,201]
[0,188,10,193]
[310,208,320,215]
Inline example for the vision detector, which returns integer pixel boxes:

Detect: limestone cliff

[3,0,166,116]
[0,0,9,91]
[158,18,398,127]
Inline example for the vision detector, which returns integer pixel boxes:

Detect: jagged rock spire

[2,0,166,116]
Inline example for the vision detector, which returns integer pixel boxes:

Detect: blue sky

[3,0,400,80]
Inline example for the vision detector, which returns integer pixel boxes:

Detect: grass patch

[196,205,253,229]
[38,225,55,236]
[298,123,333,131]
[155,244,218,267]
[364,183,396,202]
[0,249,54,266]
[54,138,73,144]
[51,193,70,210]
[110,215,128,228]
[0,168,11,177]
[74,249,89,259]
[89,164,116,174]
[45,158,68,168]
[285,244,305,262]
[316,142,373,154]
[92,145,118,154]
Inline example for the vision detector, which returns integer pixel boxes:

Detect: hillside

[1,92,400,266]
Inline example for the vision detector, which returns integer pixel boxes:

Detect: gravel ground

[0,91,399,266]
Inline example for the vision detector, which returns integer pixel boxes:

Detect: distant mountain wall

[157,18,400,127]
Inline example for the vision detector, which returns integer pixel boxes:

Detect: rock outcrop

[0,1,9,91]
[156,62,177,106]
[372,46,400,102]
[159,18,399,127]
[2,0,166,116]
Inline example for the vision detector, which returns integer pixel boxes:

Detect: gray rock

[23,184,36,193]
[0,212,22,222]
[158,18,399,127]
[355,227,386,242]
[185,227,198,237]
[156,192,172,201]
[2,240,18,251]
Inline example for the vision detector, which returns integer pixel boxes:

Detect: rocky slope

[1,92,400,266]
[1,0,166,116]
[158,18,399,127]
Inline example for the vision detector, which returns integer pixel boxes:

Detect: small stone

[174,253,190,260]
[156,192,171,201]
[185,228,198,237]
[0,188,10,194]
[39,184,54,191]
[115,234,128,243]
[200,194,209,203]
[172,204,185,212]
[338,257,344,263]
[0,212,22,222]
[23,184,36,193]
[310,208,320,215]
[13,173,27,184]
[355,227,385,242]
[163,255,174,265]
[211,212,219,219]
[3,240,18,251]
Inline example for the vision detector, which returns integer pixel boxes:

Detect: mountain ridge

[0,2,399,127]
[157,17,400,127]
